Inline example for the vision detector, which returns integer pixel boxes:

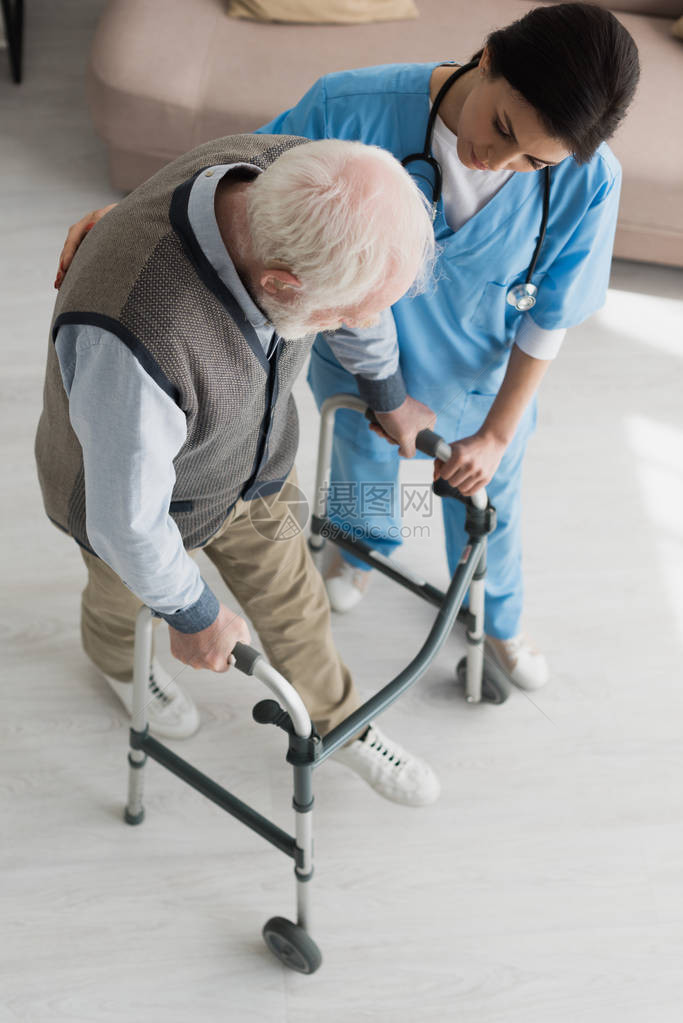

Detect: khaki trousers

[79,470,359,735]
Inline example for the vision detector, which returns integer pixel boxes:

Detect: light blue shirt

[54,163,402,631]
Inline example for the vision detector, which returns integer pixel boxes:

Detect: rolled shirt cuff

[354,367,407,412]
[514,316,567,360]
[152,578,220,633]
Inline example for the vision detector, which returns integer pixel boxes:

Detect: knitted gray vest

[35,134,312,551]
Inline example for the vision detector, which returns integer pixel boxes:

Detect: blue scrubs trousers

[308,342,536,640]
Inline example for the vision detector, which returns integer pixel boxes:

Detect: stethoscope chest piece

[507,282,538,312]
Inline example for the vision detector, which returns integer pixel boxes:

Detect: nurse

[57,4,639,694]
[253,1,639,691]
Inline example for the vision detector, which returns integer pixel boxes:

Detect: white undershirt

[431,112,514,232]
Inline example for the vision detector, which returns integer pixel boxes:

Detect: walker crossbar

[309,514,489,639]
[128,726,300,862]
[310,513,454,612]
[308,477,496,624]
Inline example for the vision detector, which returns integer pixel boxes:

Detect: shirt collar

[187,164,276,352]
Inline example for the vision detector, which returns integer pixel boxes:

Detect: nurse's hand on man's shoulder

[168,602,251,674]
[370,396,436,458]
[433,431,506,498]
[55,203,118,288]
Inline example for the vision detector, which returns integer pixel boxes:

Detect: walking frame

[123,394,502,973]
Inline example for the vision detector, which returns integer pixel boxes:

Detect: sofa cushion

[592,0,680,15]
[227,0,418,23]
[606,7,683,263]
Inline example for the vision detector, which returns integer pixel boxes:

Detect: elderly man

[36,133,439,807]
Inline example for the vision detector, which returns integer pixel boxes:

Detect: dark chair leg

[1,0,24,84]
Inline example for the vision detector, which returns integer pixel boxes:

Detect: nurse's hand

[369,396,436,458]
[55,203,118,288]
[434,431,506,497]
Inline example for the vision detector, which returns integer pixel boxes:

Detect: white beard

[271,318,317,342]
[259,294,318,342]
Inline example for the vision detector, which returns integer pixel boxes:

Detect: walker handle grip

[230,642,262,675]
[364,409,451,462]
[230,642,312,739]
[415,428,452,463]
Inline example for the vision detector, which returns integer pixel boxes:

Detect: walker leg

[124,606,153,825]
[293,762,314,932]
[125,750,147,825]
[262,759,322,973]
[465,544,486,703]
[456,541,510,705]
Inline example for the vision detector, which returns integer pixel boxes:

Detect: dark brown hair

[474,2,640,163]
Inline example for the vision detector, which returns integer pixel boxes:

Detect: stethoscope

[402,60,551,313]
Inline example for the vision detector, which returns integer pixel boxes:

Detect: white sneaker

[485,634,550,691]
[102,658,200,739]
[325,551,371,613]
[333,723,440,807]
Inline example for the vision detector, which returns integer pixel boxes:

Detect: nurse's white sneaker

[325,551,371,613]
[485,634,549,691]
[101,658,200,739]
[333,723,440,807]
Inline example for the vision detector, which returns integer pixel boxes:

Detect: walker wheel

[262,916,322,974]
[455,656,510,705]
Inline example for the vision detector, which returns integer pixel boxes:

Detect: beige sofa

[86,0,683,267]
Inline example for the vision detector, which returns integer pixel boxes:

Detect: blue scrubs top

[258,63,622,430]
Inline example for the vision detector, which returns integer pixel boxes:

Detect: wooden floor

[2,4,683,1020]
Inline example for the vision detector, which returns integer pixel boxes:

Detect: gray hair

[246,139,435,309]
